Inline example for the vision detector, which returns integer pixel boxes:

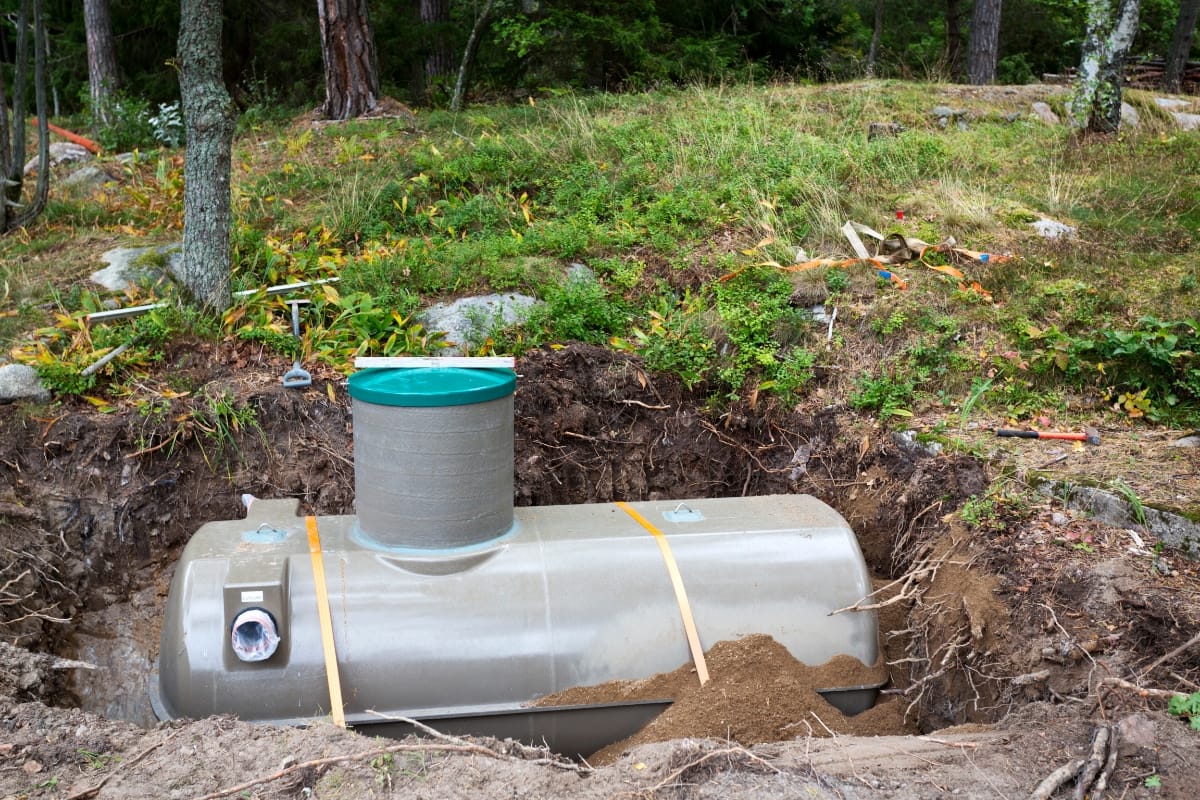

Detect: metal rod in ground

[81,342,132,376]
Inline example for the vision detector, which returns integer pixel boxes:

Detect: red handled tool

[995,427,1100,445]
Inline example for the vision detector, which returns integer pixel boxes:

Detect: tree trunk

[1164,0,1200,92]
[318,0,381,119]
[84,0,120,125]
[450,0,495,111]
[945,0,966,80]
[178,0,235,310]
[419,0,453,100]
[966,0,1003,84]
[11,0,50,231]
[1069,0,1141,133]
[866,0,883,77]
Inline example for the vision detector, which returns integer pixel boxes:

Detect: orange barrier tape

[306,515,346,727]
[615,502,710,686]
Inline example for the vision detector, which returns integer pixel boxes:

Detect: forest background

[6,0,1197,128]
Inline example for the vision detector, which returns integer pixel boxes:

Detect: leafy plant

[851,371,915,418]
[1167,692,1200,731]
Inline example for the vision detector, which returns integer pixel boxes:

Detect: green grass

[2,81,1198,424]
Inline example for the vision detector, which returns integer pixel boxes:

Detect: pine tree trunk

[10,0,50,231]
[178,0,235,310]
[1164,0,1200,92]
[420,0,453,100]
[3,0,30,230]
[945,0,966,80]
[966,0,1003,84]
[867,0,883,77]
[318,0,381,119]
[84,0,120,125]
[1069,0,1141,133]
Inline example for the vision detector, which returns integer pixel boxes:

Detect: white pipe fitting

[230,608,280,662]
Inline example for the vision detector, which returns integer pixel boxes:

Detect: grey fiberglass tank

[152,367,881,755]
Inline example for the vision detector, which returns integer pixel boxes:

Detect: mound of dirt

[534,634,906,763]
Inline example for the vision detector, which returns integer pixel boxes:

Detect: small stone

[868,122,905,140]
[1154,97,1191,110]
[18,670,40,691]
[0,363,51,404]
[1030,217,1076,240]
[931,105,955,118]
[1051,512,1068,526]
[22,759,43,775]
[1117,712,1156,752]
[1169,434,1200,448]
[1120,102,1139,128]
[1031,102,1060,126]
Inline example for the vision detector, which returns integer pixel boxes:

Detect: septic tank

[152,367,881,755]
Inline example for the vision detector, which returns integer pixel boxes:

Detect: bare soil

[2,341,1199,800]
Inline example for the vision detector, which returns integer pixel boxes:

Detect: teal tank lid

[348,367,516,407]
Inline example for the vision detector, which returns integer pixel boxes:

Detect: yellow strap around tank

[615,502,710,686]
[306,515,346,728]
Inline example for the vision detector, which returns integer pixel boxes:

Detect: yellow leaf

[81,395,111,409]
[634,763,646,771]
[430,144,441,157]
[528,97,535,106]
[322,284,341,304]
[327,382,336,403]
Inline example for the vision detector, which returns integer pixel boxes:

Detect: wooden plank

[354,356,516,369]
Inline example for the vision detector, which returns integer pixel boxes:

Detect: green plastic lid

[347,367,516,407]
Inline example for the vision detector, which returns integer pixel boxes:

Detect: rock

[1030,217,1076,239]
[1154,97,1191,110]
[61,163,117,194]
[1171,112,1200,131]
[931,106,967,130]
[91,244,182,292]
[421,293,542,353]
[1031,102,1060,126]
[1120,102,1139,128]
[931,105,956,118]
[23,141,92,174]
[0,364,51,404]
[1170,433,1200,448]
[1117,713,1157,755]
[867,122,905,140]
[891,430,943,458]
[1032,479,1200,560]
[567,262,595,282]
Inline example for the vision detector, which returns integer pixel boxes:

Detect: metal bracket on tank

[662,503,704,523]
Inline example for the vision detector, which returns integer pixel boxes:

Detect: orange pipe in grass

[31,117,102,154]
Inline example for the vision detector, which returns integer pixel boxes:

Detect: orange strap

[616,502,710,685]
[306,516,346,727]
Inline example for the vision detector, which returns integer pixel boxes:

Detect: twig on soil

[828,549,949,615]
[363,710,593,773]
[1028,758,1083,800]
[643,746,779,795]
[1138,630,1200,679]
[0,502,40,521]
[617,399,670,410]
[65,729,180,800]
[1097,676,1187,701]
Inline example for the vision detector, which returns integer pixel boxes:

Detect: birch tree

[1068,0,1141,133]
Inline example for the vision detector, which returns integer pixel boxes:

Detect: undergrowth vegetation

[2,81,1198,427]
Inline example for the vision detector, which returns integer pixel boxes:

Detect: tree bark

[1069,0,1141,133]
[11,0,50,231]
[419,0,453,100]
[318,0,381,120]
[945,0,966,80]
[867,0,883,77]
[84,0,120,125]
[966,0,1003,84]
[450,0,495,111]
[178,0,235,310]
[1164,0,1200,92]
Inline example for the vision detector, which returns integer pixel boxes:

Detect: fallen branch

[1028,758,1083,800]
[0,502,40,521]
[1072,724,1110,800]
[1097,676,1187,701]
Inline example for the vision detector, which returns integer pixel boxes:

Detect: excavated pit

[6,341,1194,763]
